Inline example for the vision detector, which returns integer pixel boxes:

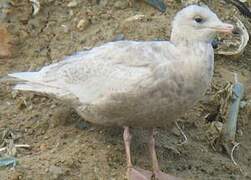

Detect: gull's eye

[194,16,204,23]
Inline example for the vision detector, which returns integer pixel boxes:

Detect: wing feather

[9,40,178,104]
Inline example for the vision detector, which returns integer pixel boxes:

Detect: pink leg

[148,129,159,171]
[128,0,134,7]
[123,127,152,180]
[148,129,182,180]
[123,126,133,168]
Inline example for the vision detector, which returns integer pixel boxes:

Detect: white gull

[8,5,234,180]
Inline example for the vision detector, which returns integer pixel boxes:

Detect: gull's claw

[128,167,152,180]
[153,171,183,180]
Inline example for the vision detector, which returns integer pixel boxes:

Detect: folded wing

[9,40,178,104]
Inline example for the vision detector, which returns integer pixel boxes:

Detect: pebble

[67,0,78,8]
[39,143,48,151]
[69,9,74,16]
[77,19,90,31]
[61,24,69,33]
[8,171,23,180]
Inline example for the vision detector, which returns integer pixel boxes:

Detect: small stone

[44,135,49,140]
[39,143,48,151]
[69,10,74,16]
[67,0,78,8]
[114,1,128,10]
[61,25,69,33]
[77,19,90,31]
[8,171,23,180]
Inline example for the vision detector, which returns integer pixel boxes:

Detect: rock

[49,165,63,180]
[77,19,90,31]
[67,0,78,8]
[114,1,128,10]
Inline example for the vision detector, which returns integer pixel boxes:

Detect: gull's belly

[76,77,209,128]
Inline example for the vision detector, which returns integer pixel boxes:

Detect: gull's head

[171,5,234,44]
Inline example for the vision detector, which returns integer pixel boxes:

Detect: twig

[0,144,31,153]
[163,145,181,155]
[15,144,31,148]
[175,121,188,145]
[0,147,5,153]
[234,73,237,83]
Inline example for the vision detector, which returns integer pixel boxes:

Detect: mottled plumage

[9,39,213,127]
[8,5,234,179]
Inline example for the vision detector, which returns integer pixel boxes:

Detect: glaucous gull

[8,5,234,180]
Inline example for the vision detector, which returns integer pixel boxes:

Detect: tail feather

[6,72,78,104]
[7,72,72,99]
[13,82,76,100]
[8,72,41,82]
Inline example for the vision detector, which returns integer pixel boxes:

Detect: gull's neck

[170,28,211,47]
[170,28,214,75]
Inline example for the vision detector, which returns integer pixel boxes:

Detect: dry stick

[0,144,31,153]
[175,121,188,145]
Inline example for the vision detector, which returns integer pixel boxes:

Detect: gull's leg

[128,0,134,7]
[124,126,133,168]
[148,129,182,180]
[123,126,152,180]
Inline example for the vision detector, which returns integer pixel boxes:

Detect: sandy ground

[0,0,251,179]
